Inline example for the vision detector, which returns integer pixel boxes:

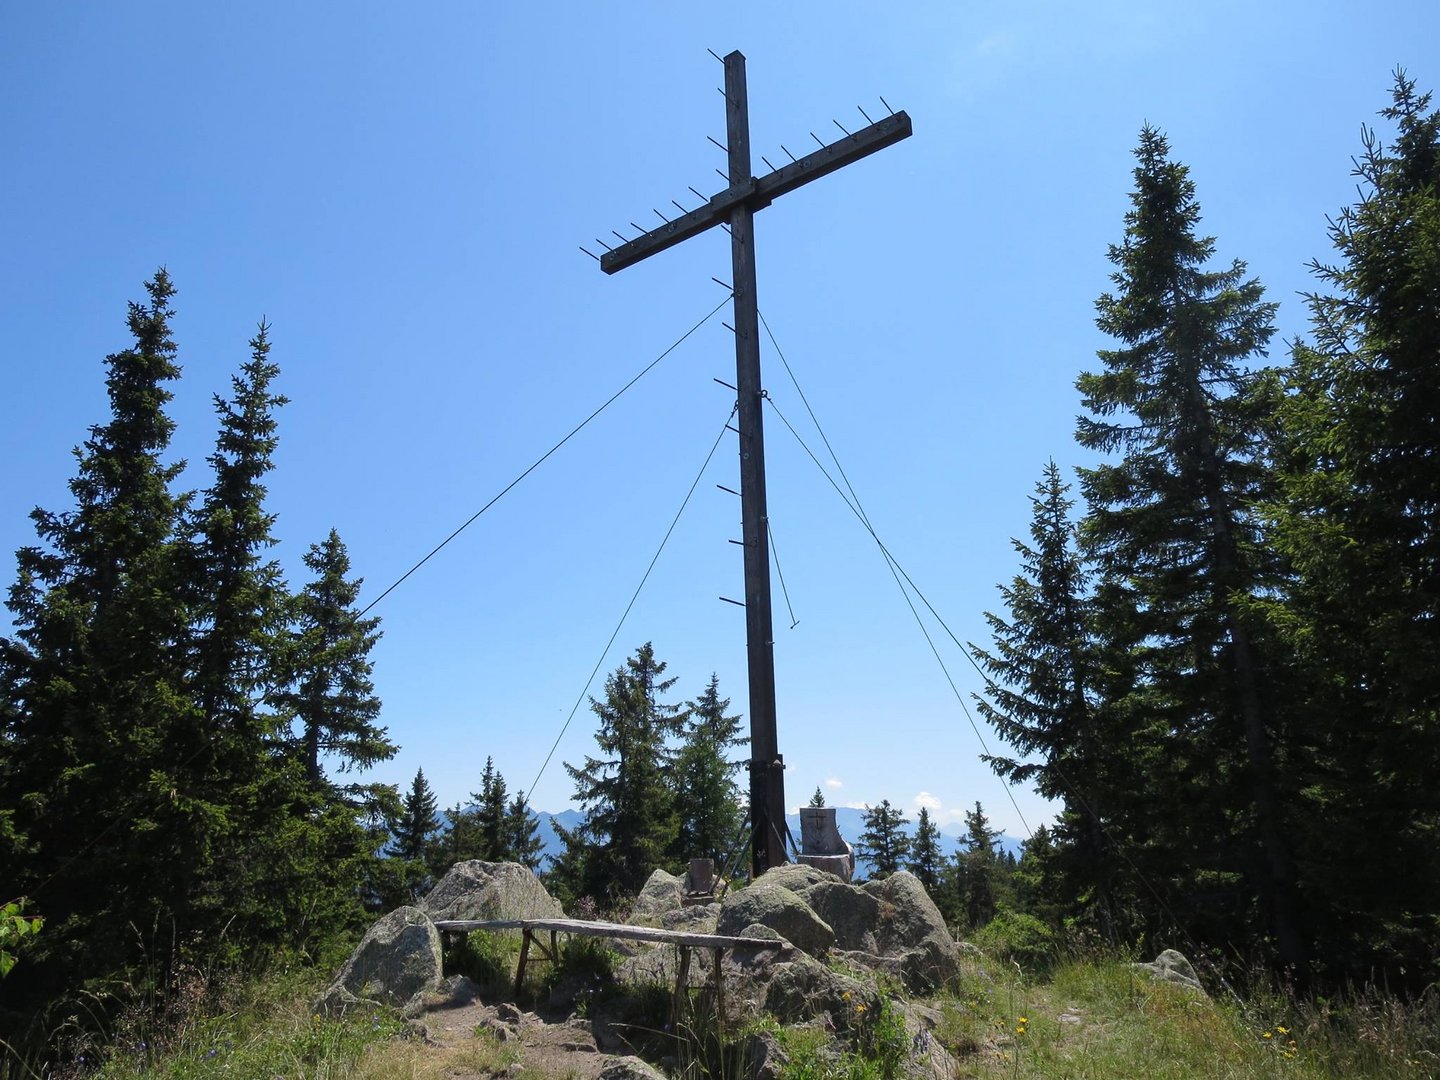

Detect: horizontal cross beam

[600,110,912,275]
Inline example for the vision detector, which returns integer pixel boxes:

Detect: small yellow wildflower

[1277,1025,1290,1035]
[1262,1031,1274,1040]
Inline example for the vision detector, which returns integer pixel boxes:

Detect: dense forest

[2,69,1437,1065]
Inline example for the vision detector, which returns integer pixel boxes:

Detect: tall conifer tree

[0,272,202,997]
[907,806,944,894]
[179,323,307,931]
[858,800,910,878]
[974,462,1131,934]
[957,802,1000,930]
[1076,128,1301,968]
[564,643,683,901]
[393,767,440,864]
[474,756,509,861]
[1270,75,1440,980]
[279,530,394,789]
[672,674,746,864]
[505,790,545,870]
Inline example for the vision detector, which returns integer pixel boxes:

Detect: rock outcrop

[630,867,684,921]
[317,905,442,1017]
[716,878,835,957]
[598,1057,669,1080]
[763,951,880,1032]
[1132,948,1206,995]
[419,860,563,923]
[721,865,962,992]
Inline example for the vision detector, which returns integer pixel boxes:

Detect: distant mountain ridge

[528,805,1024,878]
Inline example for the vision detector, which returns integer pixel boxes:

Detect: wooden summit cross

[597,51,911,877]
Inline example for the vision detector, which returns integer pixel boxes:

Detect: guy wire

[522,402,739,807]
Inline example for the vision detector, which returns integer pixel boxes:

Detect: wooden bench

[432,917,783,1025]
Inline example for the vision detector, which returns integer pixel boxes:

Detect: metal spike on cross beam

[595,50,912,879]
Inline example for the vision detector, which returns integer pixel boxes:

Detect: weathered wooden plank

[432,916,783,951]
[599,182,754,275]
[598,112,911,277]
[752,112,911,206]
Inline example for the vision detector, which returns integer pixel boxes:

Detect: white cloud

[913,791,941,811]
[824,777,843,790]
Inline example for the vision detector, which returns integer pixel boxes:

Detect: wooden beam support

[753,112,911,205]
[600,111,911,275]
[593,49,911,880]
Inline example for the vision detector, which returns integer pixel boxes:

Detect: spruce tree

[393,767,439,864]
[0,272,201,1001]
[179,322,307,938]
[184,323,288,739]
[279,530,394,789]
[386,768,440,902]
[431,802,477,875]
[808,786,826,808]
[672,674,746,864]
[973,462,1123,933]
[858,800,910,878]
[474,756,509,861]
[564,643,683,901]
[505,790,545,870]
[1076,128,1302,969]
[1269,74,1440,980]
[907,806,944,894]
[1013,825,1066,927]
[958,801,1000,929]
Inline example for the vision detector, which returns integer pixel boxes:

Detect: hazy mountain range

[529,805,1024,879]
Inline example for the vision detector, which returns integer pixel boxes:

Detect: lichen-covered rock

[804,877,882,952]
[763,952,879,1032]
[723,923,795,984]
[744,1027,789,1080]
[863,872,963,992]
[419,973,481,1011]
[716,881,834,956]
[316,906,442,1017]
[419,860,563,922]
[1132,949,1206,994]
[762,868,960,992]
[660,903,718,934]
[630,867,684,921]
[753,862,834,896]
[598,1055,669,1080]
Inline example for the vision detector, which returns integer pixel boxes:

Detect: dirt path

[418,996,637,1080]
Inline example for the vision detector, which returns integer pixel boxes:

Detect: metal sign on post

[593,51,911,878]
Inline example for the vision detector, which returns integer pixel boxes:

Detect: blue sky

[3,2,1435,839]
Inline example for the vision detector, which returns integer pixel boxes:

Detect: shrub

[973,909,1058,972]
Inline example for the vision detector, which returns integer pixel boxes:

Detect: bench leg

[671,945,692,1028]
[713,948,725,1026]
[515,928,532,1000]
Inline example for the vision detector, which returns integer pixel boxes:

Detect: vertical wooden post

[515,928,533,999]
[725,50,787,878]
[713,947,726,1025]
[596,51,910,880]
[672,945,693,1027]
